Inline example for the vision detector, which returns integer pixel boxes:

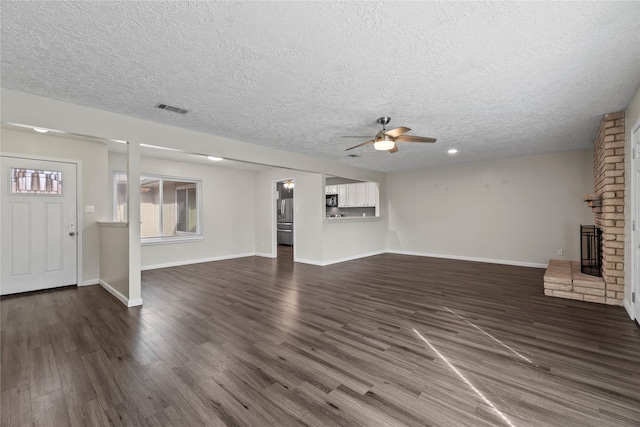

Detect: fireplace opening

[580,225,602,277]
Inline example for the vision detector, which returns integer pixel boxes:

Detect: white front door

[1,156,78,295]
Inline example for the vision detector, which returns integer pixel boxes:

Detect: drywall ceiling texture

[1,2,639,172]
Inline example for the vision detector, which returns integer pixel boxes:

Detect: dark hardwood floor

[2,253,640,426]
[277,244,293,260]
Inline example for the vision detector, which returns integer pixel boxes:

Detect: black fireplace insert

[580,225,602,277]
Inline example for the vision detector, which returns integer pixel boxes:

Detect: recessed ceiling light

[207,156,224,161]
[448,149,458,154]
[33,127,49,133]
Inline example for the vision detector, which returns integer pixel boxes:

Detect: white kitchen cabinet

[338,184,357,207]
[336,182,377,208]
[363,182,377,207]
[346,184,357,206]
[326,185,338,195]
[337,185,349,207]
[354,183,367,206]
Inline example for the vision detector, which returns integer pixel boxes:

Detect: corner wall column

[127,141,142,306]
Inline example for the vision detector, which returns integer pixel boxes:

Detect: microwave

[326,194,338,207]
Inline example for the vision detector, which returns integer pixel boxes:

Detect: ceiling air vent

[155,103,190,114]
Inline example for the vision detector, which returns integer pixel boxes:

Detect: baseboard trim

[99,280,129,307]
[127,298,143,307]
[138,250,546,270]
[141,253,256,271]
[79,279,99,286]
[294,251,385,267]
[293,258,324,266]
[322,251,386,266]
[624,298,635,320]
[385,250,548,269]
[255,252,276,258]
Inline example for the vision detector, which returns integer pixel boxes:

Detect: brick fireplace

[544,112,625,305]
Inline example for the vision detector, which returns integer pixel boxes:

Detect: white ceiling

[1,1,639,173]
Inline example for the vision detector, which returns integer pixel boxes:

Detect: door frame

[1,152,83,288]
[630,120,640,322]
[272,177,296,259]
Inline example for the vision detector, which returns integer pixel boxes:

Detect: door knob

[69,231,76,236]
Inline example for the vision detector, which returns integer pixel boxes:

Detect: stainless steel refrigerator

[277,199,294,245]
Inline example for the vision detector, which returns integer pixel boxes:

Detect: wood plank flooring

[2,253,640,426]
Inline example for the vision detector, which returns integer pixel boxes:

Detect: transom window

[11,168,62,195]
[114,172,202,244]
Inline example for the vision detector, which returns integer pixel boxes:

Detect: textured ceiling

[1,1,639,172]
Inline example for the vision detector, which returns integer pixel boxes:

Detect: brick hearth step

[544,259,606,303]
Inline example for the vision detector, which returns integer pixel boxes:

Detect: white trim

[80,279,99,286]
[624,298,635,320]
[127,298,143,307]
[141,236,204,246]
[76,160,83,287]
[293,257,324,266]
[630,117,640,321]
[141,252,256,271]
[99,279,129,306]
[386,250,548,269]
[321,251,386,266]
[255,252,276,258]
[98,280,143,307]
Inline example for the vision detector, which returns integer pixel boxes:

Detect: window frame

[113,171,204,245]
[175,183,198,235]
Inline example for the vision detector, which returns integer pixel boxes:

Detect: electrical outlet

[557,249,564,256]
[84,205,94,213]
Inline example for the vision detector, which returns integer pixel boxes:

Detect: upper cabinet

[326,185,338,195]
[330,182,377,208]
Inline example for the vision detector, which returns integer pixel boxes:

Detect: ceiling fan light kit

[344,117,436,154]
[373,134,395,151]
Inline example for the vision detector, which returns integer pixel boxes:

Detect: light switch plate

[85,205,95,213]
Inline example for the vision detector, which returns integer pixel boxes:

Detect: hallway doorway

[276,179,294,260]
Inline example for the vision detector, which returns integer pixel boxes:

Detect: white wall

[0,128,109,284]
[386,150,594,267]
[109,153,256,269]
[254,168,324,263]
[322,178,387,264]
[624,85,640,318]
[254,168,388,265]
[322,218,387,264]
[98,222,129,298]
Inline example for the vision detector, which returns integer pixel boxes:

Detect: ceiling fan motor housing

[377,116,391,127]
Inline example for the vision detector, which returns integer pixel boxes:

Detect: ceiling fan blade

[396,135,437,143]
[345,140,375,151]
[388,144,399,153]
[384,127,411,138]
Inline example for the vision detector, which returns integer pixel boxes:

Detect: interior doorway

[276,179,294,260]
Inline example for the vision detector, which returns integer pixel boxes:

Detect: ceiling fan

[343,117,436,153]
